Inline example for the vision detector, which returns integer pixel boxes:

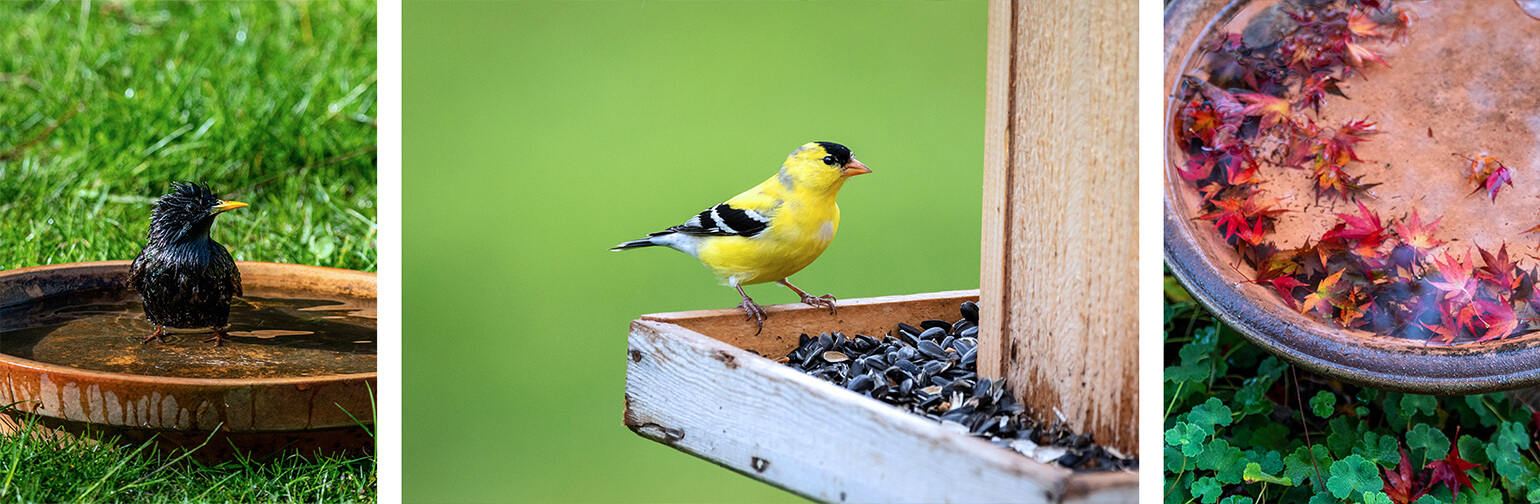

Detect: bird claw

[141,326,166,344]
[738,299,768,335]
[202,328,229,347]
[801,293,838,315]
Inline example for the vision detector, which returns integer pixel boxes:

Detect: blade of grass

[122,423,222,489]
[71,432,159,503]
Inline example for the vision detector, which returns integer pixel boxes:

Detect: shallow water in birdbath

[0,290,376,379]
[1168,0,1540,340]
[1174,0,1540,254]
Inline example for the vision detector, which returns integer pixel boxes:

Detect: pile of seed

[779,301,1137,472]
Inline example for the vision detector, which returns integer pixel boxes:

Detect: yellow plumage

[612,141,871,331]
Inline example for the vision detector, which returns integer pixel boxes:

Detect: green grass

[0,0,378,272]
[1,402,376,503]
[0,2,377,502]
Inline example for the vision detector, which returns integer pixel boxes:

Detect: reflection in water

[0,289,376,379]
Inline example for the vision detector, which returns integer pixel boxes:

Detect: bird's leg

[735,285,768,335]
[778,278,837,315]
[141,325,166,344]
[202,326,229,347]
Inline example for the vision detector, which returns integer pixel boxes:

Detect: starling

[128,182,248,346]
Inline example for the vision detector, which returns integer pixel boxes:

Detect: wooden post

[979,0,1138,455]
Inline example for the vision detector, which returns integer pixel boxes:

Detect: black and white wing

[655,203,771,238]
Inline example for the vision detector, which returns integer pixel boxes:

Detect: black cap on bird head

[812,141,871,177]
[815,142,852,166]
[148,182,248,245]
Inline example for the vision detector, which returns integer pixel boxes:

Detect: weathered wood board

[979,0,1139,455]
[624,291,1136,503]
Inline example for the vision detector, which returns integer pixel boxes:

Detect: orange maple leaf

[1235,92,1292,131]
[1301,269,1347,316]
[1394,209,1444,255]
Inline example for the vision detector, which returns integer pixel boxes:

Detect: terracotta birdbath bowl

[1165,0,1540,394]
[0,261,376,460]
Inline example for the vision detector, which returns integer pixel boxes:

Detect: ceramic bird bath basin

[0,261,376,460]
[1164,0,1540,394]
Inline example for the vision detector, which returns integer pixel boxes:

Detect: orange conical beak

[212,200,249,214]
[843,159,872,177]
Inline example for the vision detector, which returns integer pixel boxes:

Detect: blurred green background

[405,1,985,501]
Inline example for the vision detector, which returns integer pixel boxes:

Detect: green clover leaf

[1166,422,1207,458]
[1400,394,1436,419]
[1284,444,1333,489]
[1406,423,1450,462]
[1193,476,1223,504]
[1187,397,1234,437]
[1363,491,1393,504]
[1311,390,1338,418]
[1326,454,1381,499]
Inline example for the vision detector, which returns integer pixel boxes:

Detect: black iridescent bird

[128,182,248,346]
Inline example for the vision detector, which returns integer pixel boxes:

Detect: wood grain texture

[643,289,978,359]
[624,315,1136,503]
[979,0,1138,455]
[978,0,1016,384]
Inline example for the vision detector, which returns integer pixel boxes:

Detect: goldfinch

[612,141,871,332]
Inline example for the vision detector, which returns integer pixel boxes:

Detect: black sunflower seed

[918,340,948,360]
[920,319,952,332]
[847,374,874,392]
[961,301,978,323]
[776,300,1136,472]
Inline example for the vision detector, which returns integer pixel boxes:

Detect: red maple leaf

[1427,427,1481,500]
[1427,250,1478,303]
[1197,193,1287,245]
[1344,41,1389,68]
[1178,152,1219,181]
[1193,78,1247,129]
[1459,152,1514,202]
[1478,165,1513,202]
[1322,200,1386,242]
[1284,117,1323,169]
[1215,142,1261,186]
[1473,298,1520,342]
[1382,442,1429,504]
[1477,244,1521,292]
[1297,74,1346,114]
[1265,277,1309,309]
[1327,119,1378,164]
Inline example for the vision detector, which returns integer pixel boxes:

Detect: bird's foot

[141,326,166,344]
[202,328,229,347]
[738,299,768,335]
[800,293,838,315]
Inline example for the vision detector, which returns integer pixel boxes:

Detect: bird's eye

[822,156,836,165]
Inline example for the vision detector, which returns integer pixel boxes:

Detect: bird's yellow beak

[843,159,872,177]
[212,200,249,213]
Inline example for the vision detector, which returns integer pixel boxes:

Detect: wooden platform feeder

[623,1,1137,501]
